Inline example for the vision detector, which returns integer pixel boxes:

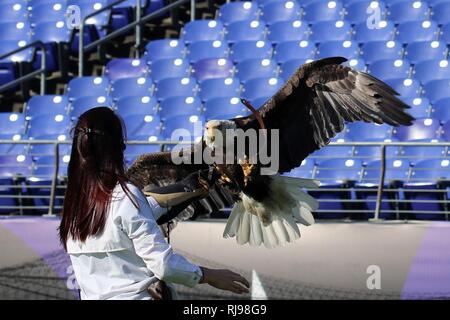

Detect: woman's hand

[199,267,250,295]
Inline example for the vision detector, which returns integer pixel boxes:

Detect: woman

[59,107,249,300]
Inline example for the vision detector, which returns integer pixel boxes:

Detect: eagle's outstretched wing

[126,149,236,223]
[234,57,415,173]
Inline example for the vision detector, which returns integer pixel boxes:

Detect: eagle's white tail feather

[223,175,318,248]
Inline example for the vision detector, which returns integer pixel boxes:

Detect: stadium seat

[432,98,450,122]
[387,0,430,23]
[154,77,197,101]
[110,77,154,100]
[144,39,186,63]
[236,58,278,83]
[0,113,27,155]
[28,2,67,25]
[401,97,431,118]
[191,58,234,81]
[69,96,113,119]
[181,20,224,44]
[267,20,309,44]
[368,59,411,80]
[274,40,315,64]
[204,97,250,120]
[361,157,410,185]
[279,59,309,81]
[343,58,367,71]
[283,159,316,179]
[225,20,266,44]
[414,59,450,84]
[423,79,450,103]
[149,58,190,83]
[346,123,393,141]
[303,1,344,22]
[310,20,352,43]
[398,139,447,161]
[217,1,259,26]
[0,2,27,23]
[385,78,421,98]
[344,0,387,24]
[393,117,440,141]
[25,95,69,120]
[256,0,289,6]
[241,77,283,101]
[27,114,71,156]
[316,40,359,59]
[360,41,403,65]
[0,40,33,63]
[431,1,450,25]
[396,20,439,44]
[230,40,272,64]
[105,59,148,82]
[187,40,229,64]
[66,76,110,101]
[353,21,396,43]
[159,96,202,121]
[404,159,450,220]
[0,22,31,42]
[404,41,447,65]
[310,144,354,159]
[122,114,161,139]
[199,77,241,102]
[125,135,162,163]
[260,0,301,25]
[115,96,158,118]
[162,115,205,146]
[443,120,450,141]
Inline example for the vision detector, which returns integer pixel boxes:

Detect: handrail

[0,41,47,95]
[79,0,193,76]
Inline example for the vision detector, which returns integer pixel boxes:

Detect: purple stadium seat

[393,117,441,141]
[191,58,234,82]
[105,58,148,82]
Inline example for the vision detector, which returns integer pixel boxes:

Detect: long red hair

[59,107,136,249]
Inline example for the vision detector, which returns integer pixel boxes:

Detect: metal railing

[0,140,449,220]
[78,0,195,76]
[0,41,47,95]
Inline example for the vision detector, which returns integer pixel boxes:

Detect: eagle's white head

[204,120,237,150]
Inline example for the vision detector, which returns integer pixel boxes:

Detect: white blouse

[66,183,202,300]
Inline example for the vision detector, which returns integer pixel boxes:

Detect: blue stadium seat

[343,58,367,71]
[199,77,241,102]
[115,96,158,118]
[110,77,154,100]
[27,114,70,137]
[69,96,113,119]
[279,59,309,81]
[442,23,450,44]
[316,40,359,59]
[345,0,387,24]
[144,39,186,63]
[0,2,28,23]
[346,123,393,141]
[236,58,278,83]
[404,159,450,220]
[396,20,439,44]
[155,77,197,101]
[0,22,31,42]
[241,77,283,101]
[310,144,354,159]
[66,76,110,101]
[360,159,410,186]
[387,0,430,23]
[162,115,205,144]
[125,135,162,162]
[443,120,450,141]
[230,40,272,64]
[191,58,234,81]
[217,1,259,26]
[414,59,450,84]
[204,97,250,120]
[123,114,161,139]
[398,139,447,161]
[354,20,395,43]
[149,58,190,83]
[368,59,411,80]
[274,40,315,64]
[385,77,421,98]
[393,117,441,140]
[68,1,110,28]
[283,159,316,179]
[225,20,266,44]
[260,0,301,25]
[105,58,148,82]
[187,40,229,64]
[181,20,224,44]
[431,1,450,25]
[267,20,309,44]
[159,96,202,121]
[432,98,450,122]
[360,40,403,64]
[256,0,289,6]
[0,40,33,63]
[29,2,66,25]
[304,1,344,22]
[25,95,69,120]
[310,20,352,43]
[405,41,447,64]
[0,113,27,155]
[401,97,431,118]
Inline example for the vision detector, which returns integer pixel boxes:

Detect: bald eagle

[127,57,414,249]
